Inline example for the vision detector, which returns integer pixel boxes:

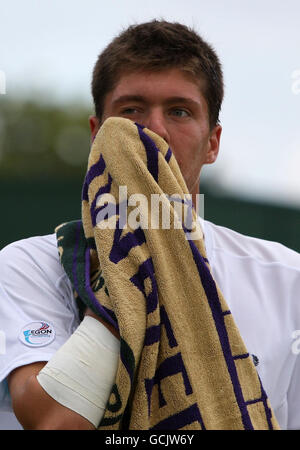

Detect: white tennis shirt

[1,219,300,430]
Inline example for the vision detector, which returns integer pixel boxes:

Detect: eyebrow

[112,95,201,107]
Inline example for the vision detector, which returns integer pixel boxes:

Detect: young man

[1,20,300,430]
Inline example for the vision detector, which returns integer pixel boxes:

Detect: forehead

[107,68,207,106]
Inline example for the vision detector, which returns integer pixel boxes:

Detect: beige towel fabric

[56,117,279,430]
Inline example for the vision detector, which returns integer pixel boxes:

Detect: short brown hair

[92,20,224,129]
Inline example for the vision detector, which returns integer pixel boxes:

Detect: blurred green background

[1,97,300,253]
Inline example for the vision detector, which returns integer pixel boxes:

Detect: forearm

[9,362,95,430]
[9,313,119,430]
[35,315,119,428]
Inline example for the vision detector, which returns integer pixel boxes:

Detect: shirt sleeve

[0,235,80,411]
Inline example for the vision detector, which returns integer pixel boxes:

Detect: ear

[89,115,101,141]
[205,124,222,164]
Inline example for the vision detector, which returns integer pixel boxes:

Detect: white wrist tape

[37,315,120,428]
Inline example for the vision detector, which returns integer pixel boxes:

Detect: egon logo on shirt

[19,321,56,347]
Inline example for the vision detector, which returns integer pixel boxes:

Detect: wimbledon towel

[55,117,280,430]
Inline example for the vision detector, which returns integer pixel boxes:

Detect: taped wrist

[36,315,120,428]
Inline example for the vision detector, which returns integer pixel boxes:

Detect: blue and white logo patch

[19,321,55,347]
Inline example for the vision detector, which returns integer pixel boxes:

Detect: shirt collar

[198,216,213,264]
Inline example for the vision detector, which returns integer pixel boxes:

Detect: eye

[170,108,190,118]
[120,107,139,115]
